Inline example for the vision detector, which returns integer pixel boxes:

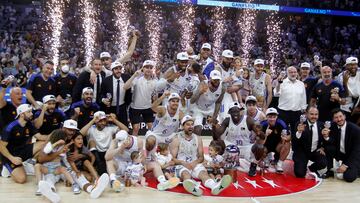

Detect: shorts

[2,144,34,173]
[43,162,62,174]
[192,107,213,127]
[129,108,155,124]
[113,158,131,176]
[175,164,206,179]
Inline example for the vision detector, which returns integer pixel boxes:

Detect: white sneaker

[157,177,180,191]
[111,179,124,193]
[23,161,35,176]
[35,187,42,196]
[90,173,110,199]
[183,179,203,196]
[1,166,10,178]
[275,161,284,173]
[39,181,60,203]
[211,175,232,195]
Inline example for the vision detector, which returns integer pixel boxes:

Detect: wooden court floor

[0,137,359,203]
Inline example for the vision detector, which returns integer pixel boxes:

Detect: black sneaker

[321,171,334,179]
[248,163,257,177]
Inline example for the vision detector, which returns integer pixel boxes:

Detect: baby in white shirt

[156,143,175,180]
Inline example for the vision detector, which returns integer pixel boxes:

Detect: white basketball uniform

[222,116,254,161]
[193,82,223,126]
[175,132,206,179]
[113,136,139,176]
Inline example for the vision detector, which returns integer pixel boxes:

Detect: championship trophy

[223,144,240,183]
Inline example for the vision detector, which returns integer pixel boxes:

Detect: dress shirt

[275,78,307,111]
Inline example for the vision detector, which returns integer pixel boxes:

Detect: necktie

[116,79,120,115]
[310,124,313,136]
[96,74,101,104]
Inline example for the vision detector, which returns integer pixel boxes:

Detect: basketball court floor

[0,137,359,203]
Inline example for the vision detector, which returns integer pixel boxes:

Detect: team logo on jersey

[12,111,16,115]
[37,84,42,87]
[162,129,168,135]
[172,119,177,122]
[53,118,58,124]
[25,129,29,134]
[16,132,20,137]
[215,94,220,97]
[70,81,73,85]
[318,89,322,93]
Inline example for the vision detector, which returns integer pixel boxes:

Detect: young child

[125,151,147,187]
[204,141,225,181]
[156,143,175,180]
[68,133,98,183]
[35,130,78,201]
[67,133,110,199]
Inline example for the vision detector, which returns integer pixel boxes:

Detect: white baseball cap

[42,95,56,104]
[181,115,194,125]
[300,62,311,68]
[345,56,358,65]
[177,52,189,61]
[100,52,111,59]
[16,104,32,119]
[110,61,123,70]
[82,87,94,94]
[266,107,279,116]
[201,43,211,50]
[222,50,234,58]
[245,95,257,104]
[63,119,79,130]
[228,102,244,111]
[115,130,128,141]
[94,111,107,121]
[210,70,222,80]
[254,59,265,66]
[168,92,181,102]
[142,60,156,67]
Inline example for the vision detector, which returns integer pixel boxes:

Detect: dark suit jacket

[324,122,360,168]
[292,121,325,157]
[72,71,105,103]
[100,74,132,106]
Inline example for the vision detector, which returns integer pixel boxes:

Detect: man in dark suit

[100,62,132,127]
[72,59,105,104]
[322,108,360,182]
[292,106,327,178]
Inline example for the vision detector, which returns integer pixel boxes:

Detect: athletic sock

[157,175,166,183]
[110,173,117,182]
[204,179,217,190]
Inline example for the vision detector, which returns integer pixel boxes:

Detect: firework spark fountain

[266,11,282,73]
[79,0,98,66]
[179,0,195,51]
[45,0,66,72]
[144,2,162,62]
[238,0,257,67]
[212,6,226,61]
[113,0,131,58]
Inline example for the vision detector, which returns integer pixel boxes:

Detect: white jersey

[245,109,265,123]
[130,76,158,109]
[223,116,253,146]
[166,66,193,95]
[250,72,267,97]
[176,132,199,163]
[151,107,180,139]
[125,163,144,181]
[156,153,172,166]
[114,136,139,163]
[196,82,223,112]
[205,154,224,166]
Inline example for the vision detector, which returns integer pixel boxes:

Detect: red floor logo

[146,160,321,197]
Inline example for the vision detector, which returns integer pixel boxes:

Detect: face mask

[61,65,70,73]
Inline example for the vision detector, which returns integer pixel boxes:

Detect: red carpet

[145,147,321,197]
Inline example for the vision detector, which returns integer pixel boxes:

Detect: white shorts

[113,157,131,176]
[192,107,213,127]
[175,164,206,179]
[145,131,176,145]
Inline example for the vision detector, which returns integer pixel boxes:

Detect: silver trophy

[324,121,331,129]
[106,93,112,100]
[1,75,15,88]
[300,114,307,124]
